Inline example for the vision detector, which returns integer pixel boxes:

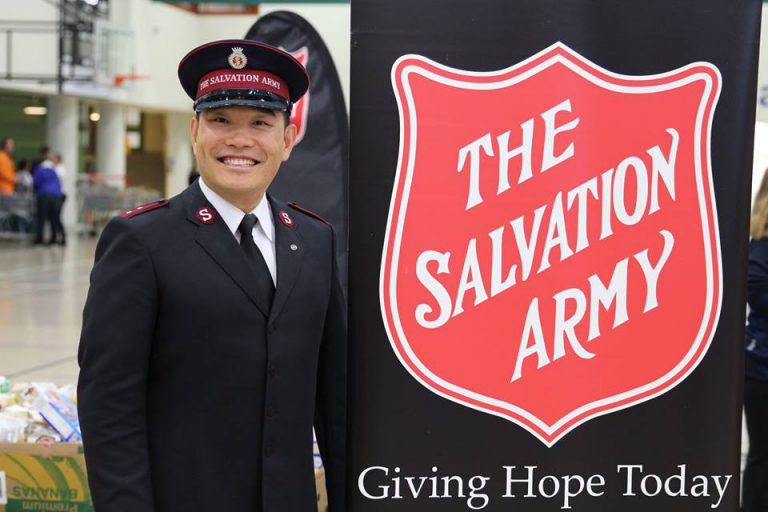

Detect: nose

[225,126,254,148]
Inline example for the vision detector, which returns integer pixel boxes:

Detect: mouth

[218,156,259,168]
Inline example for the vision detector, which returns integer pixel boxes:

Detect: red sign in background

[381,43,721,445]
[289,46,310,144]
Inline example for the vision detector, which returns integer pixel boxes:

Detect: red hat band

[196,69,290,101]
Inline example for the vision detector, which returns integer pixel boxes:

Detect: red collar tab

[197,69,289,101]
[121,199,169,219]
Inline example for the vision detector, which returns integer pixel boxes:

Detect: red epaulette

[120,199,169,219]
[288,202,329,224]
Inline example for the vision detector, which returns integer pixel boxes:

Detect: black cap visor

[193,89,291,112]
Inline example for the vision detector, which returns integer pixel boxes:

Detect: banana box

[315,467,327,512]
[0,443,326,512]
[0,443,92,512]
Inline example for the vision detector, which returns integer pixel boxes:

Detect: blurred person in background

[744,168,768,512]
[15,159,33,195]
[32,158,64,245]
[0,138,16,194]
[52,152,66,182]
[32,145,50,169]
[51,153,67,245]
[12,159,34,234]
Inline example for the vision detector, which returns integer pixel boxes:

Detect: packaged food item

[25,424,62,444]
[16,382,57,407]
[0,379,83,443]
[31,390,81,442]
[0,414,26,443]
[59,383,77,404]
[1,405,30,422]
[0,392,15,409]
[313,429,324,469]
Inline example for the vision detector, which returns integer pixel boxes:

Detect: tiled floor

[0,234,753,472]
[0,237,96,384]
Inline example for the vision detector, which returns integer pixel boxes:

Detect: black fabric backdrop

[348,1,761,510]
[246,11,349,282]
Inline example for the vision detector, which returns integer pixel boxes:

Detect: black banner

[349,1,760,510]
[245,12,349,281]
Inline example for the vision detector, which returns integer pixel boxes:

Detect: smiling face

[190,106,297,212]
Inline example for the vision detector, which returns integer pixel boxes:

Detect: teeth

[222,157,256,167]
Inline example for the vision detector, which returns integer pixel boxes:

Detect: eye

[253,119,272,127]
[204,112,228,124]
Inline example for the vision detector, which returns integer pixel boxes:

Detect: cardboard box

[316,466,328,512]
[0,442,327,512]
[0,443,92,512]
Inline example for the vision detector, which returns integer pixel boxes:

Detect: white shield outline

[379,42,722,446]
[287,46,310,144]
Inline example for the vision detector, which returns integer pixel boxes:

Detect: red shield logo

[381,43,721,446]
[288,46,310,144]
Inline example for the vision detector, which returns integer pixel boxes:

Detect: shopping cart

[76,182,162,237]
[0,194,35,240]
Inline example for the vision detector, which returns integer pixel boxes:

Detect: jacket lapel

[182,182,272,317]
[269,196,306,321]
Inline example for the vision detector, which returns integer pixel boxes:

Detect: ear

[190,115,199,154]
[281,123,298,162]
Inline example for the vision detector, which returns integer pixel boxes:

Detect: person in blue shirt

[32,159,64,245]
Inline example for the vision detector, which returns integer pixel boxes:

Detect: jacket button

[264,445,274,458]
[266,405,278,418]
[268,323,278,334]
[268,364,279,377]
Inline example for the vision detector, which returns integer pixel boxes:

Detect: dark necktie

[238,213,275,307]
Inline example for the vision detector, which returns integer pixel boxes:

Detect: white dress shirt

[199,178,277,285]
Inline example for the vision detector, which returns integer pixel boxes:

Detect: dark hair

[16,158,29,171]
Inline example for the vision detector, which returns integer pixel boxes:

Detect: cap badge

[196,206,217,225]
[279,211,294,227]
[228,47,247,70]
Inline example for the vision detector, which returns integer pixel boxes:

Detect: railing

[0,0,110,91]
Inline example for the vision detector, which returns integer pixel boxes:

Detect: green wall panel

[0,93,47,164]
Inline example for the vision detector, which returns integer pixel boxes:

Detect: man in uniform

[77,40,346,512]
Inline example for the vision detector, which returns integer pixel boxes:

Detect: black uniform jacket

[77,181,347,512]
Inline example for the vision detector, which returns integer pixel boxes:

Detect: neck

[220,187,266,214]
[198,177,268,214]
[232,193,265,213]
